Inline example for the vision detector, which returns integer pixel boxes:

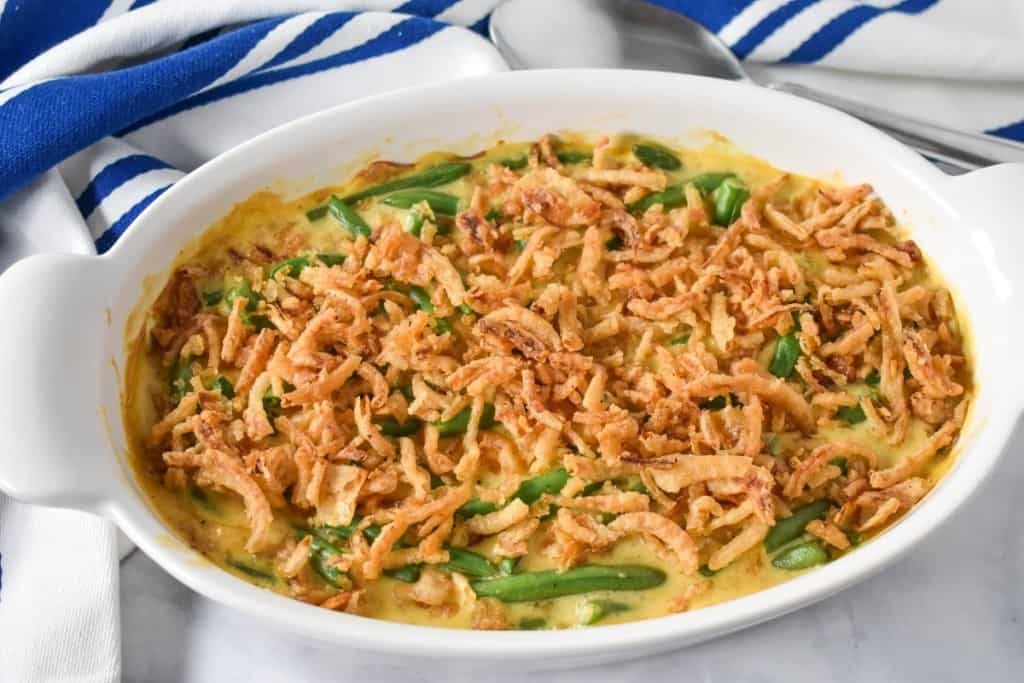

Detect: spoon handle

[770,82,1024,172]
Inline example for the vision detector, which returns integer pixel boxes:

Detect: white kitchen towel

[0,3,506,682]
[0,497,121,683]
[0,1,1022,682]
[696,0,1024,80]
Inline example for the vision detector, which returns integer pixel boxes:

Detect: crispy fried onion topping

[141,134,970,621]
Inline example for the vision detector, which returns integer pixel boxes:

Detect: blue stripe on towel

[0,0,111,80]
[783,0,940,63]
[987,120,1024,143]
[258,12,357,72]
[469,14,490,36]
[0,16,289,202]
[75,154,173,219]
[119,16,446,136]
[396,0,462,18]
[731,0,820,59]
[647,0,756,33]
[94,183,172,253]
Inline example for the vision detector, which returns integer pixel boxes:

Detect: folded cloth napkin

[0,1,1021,681]
[0,3,505,681]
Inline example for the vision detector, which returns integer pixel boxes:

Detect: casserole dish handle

[0,253,119,513]
[947,162,1024,386]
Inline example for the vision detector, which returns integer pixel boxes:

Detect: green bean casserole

[125,132,972,629]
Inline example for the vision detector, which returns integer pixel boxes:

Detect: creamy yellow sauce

[125,133,970,630]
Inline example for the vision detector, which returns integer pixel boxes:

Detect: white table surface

[122,418,1024,682]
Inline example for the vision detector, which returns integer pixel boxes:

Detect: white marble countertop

[122,422,1024,682]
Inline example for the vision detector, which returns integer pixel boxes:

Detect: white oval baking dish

[0,70,1020,667]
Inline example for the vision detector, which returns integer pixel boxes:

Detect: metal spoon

[490,0,1024,171]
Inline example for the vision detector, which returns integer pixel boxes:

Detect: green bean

[712,178,750,226]
[211,375,234,399]
[632,143,682,171]
[864,369,881,386]
[382,189,460,215]
[471,564,666,603]
[578,598,631,625]
[262,390,283,423]
[457,498,499,518]
[312,522,361,545]
[317,252,346,267]
[435,402,496,437]
[830,457,849,475]
[764,499,831,551]
[396,384,415,402]
[438,546,497,578]
[457,303,475,316]
[769,333,800,379]
[698,565,718,577]
[514,239,527,252]
[627,184,686,215]
[307,206,329,222]
[224,282,271,329]
[581,481,604,496]
[312,520,405,557]
[225,281,259,312]
[765,434,784,457]
[556,150,591,165]
[668,333,690,346]
[309,535,347,587]
[327,196,372,239]
[344,161,472,204]
[405,207,426,238]
[518,617,547,630]
[170,356,193,402]
[187,483,216,512]
[227,559,277,583]
[269,256,309,280]
[432,318,452,335]
[498,557,519,575]
[407,285,434,313]
[300,162,472,221]
[429,473,445,489]
[689,172,736,193]
[771,540,829,570]
[200,289,223,307]
[485,207,501,222]
[499,156,528,170]
[372,415,423,437]
[385,546,495,581]
[384,565,422,583]
[836,404,867,424]
[246,314,275,331]
[628,481,649,495]
[699,395,727,411]
[514,467,569,504]
[460,467,568,518]
[604,235,625,251]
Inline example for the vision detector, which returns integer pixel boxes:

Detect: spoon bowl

[491,0,745,79]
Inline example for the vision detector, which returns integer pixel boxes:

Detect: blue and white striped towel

[0,1,1021,680]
